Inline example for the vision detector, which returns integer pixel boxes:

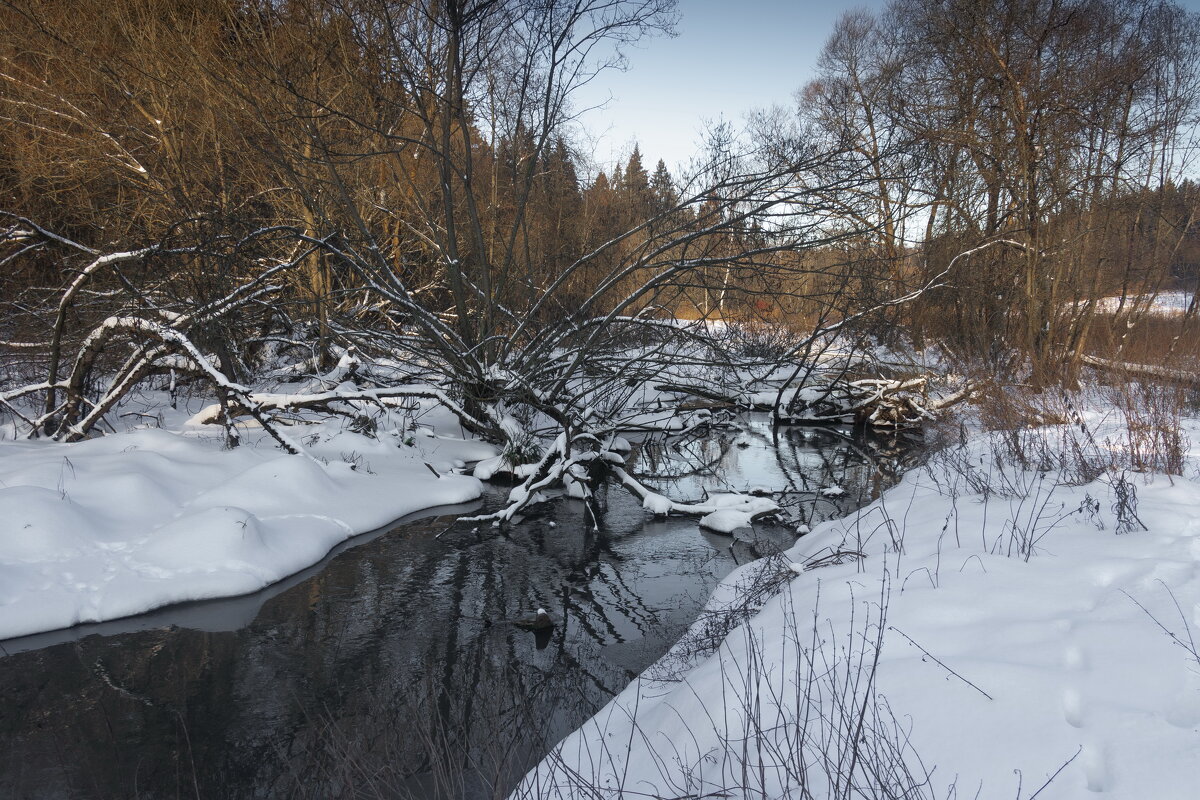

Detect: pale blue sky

[573,0,888,174]
[575,0,1200,176]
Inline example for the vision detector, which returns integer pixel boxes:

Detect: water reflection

[0,417,908,799]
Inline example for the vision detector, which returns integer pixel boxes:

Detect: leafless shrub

[1101,379,1189,477]
[923,384,1143,559]
[1110,470,1148,534]
[719,319,808,361]
[924,424,1105,560]
[1123,581,1200,671]
[923,374,1186,562]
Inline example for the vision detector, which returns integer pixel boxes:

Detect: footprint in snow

[1164,669,1200,729]
[1080,741,1109,793]
[1062,686,1084,728]
[1063,642,1087,671]
[1062,639,1087,731]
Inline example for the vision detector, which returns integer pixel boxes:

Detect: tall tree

[650,158,679,215]
[800,0,1200,381]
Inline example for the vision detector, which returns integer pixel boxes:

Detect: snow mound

[0,487,93,562]
[138,506,273,572]
[641,492,676,516]
[608,436,632,454]
[697,508,754,534]
[0,425,483,641]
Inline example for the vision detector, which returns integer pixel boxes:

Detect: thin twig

[1025,745,1083,799]
[888,626,994,700]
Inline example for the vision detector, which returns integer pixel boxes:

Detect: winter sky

[576,0,1200,176]
[573,0,881,174]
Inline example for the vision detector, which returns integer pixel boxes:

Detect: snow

[0,411,490,641]
[696,507,754,534]
[607,435,632,454]
[472,454,542,481]
[472,454,506,480]
[518,420,1200,799]
[1093,290,1195,316]
[641,491,676,515]
[632,484,778,526]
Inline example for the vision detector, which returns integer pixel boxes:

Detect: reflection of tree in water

[0,493,724,799]
[0,420,894,799]
[628,430,732,482]
[631,415,919,533]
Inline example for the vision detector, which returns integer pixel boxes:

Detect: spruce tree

[621,145,652,223]
[650,158,678,215]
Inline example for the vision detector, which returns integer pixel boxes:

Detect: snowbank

[0,420,489,641]
[519,427,1200,798]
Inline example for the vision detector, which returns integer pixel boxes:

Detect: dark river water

[0,417,906,800]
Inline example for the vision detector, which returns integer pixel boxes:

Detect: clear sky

[574,0,1200,177]
[573,0,889,176]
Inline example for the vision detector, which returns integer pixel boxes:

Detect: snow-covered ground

[518,413,1200,798]
[6,349,1199,798]
[0,399,493,641]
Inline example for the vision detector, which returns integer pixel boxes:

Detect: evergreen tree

[540,138,584,277]
[650,158,678,215]
[624,146,650,197]
[622,145,653,222]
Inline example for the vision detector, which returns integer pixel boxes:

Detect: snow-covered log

[660,375,972,429]
[462,427,779,529]
[187,385,485,432]
[1081,354,1200,389]
[780,377,937,427]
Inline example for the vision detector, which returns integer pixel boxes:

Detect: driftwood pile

[777,377,972,428]
[658,375,972,430]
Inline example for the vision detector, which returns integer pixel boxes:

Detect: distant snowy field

[1093,290,1195,316]
[521,414,1200,799]
[0,401,492,641]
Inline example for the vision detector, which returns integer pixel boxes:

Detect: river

[0,416,908,799]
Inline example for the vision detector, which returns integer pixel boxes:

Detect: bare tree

[798,0,1200,383]
[0,0,960,528]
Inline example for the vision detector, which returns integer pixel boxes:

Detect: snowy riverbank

[0,404,492,641]
[518,412,1200,798]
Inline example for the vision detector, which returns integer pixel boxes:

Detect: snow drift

[0,423,488,641]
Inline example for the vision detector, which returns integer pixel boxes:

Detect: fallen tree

[658,373,974,429]
[0,0,978,532]
[1080,354,1200,389]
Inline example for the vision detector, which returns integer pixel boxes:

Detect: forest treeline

[795,0,1200,380]
[1,0,1199,443]
[0,0,696,348]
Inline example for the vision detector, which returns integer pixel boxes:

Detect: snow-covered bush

[501,432,543,470]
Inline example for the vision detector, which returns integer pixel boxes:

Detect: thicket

[797,0,1200,383]
[1,0,1198,451]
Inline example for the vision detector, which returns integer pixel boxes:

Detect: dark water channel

[0,416,907,800]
